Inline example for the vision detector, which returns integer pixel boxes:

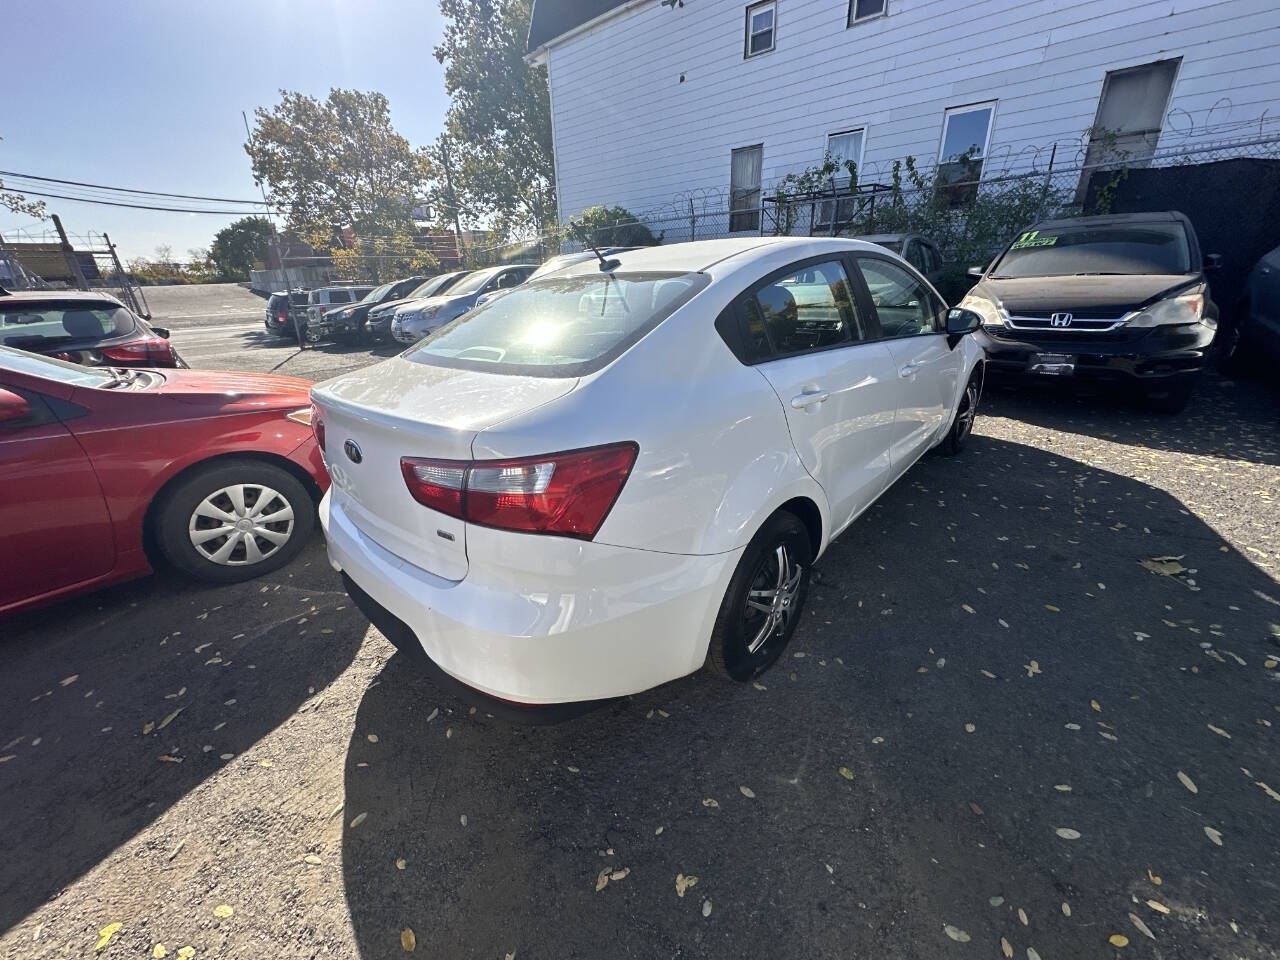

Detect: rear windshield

[0,301,135,350]
[405,271,709,377]
[0,344,119,386]
[992,224,1191,278]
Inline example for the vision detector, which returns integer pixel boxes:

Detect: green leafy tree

[434,0,555,239]
[331,235,440,283]
[209,216,274,280]
[245,89,429,237]
[569,205,656,247]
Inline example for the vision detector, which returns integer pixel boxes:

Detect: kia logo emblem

[1050,312,1073,327]
[343,439,363,464]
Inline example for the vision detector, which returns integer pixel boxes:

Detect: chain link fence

[464,132,1280,304]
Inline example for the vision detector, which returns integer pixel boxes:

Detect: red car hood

[152,368,313,410]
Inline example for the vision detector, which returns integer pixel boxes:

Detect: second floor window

[744,1,776,57]
[848,0,886,25]
[937,102,995,205]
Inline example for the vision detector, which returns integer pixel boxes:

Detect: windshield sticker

[1010,230,1058,250]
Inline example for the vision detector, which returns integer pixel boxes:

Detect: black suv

[963,212,1221,413]
[264,290,309,339]
[321,276,429,342]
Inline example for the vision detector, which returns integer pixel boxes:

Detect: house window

[936,102,995,205]
[816,128,865,231]
[1077,58,1180,202]
[848,0,886,25]
[730,144,763,232]
[744,1,775,57]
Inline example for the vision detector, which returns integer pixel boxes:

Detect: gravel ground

[1,284,1277,959]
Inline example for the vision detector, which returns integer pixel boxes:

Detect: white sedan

[312,237,984,713]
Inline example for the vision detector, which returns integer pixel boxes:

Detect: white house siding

[542,0,1280,222]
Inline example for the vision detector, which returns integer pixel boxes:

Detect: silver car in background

[391,264,536,344]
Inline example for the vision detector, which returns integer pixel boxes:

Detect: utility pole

[437,140,466,265]
[52,214,89,290]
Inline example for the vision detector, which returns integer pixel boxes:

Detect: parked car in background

[318,276,430,342]
[264,289,310,339]
[367,271,471,342]
[0,289,185,368]
[313,237,984,715]
[525,248,640,283]
[391,264,536,344]
[0,347,328,617]
[1223,242,1280,372]
[964,212,1220,414]
[304,285,373,342]
[854,234,946,292]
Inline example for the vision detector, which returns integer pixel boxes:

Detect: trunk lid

[311,356,578,580]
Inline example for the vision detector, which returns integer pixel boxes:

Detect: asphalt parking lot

[2,284,1278,959]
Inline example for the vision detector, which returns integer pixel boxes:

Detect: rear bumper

[319,491,741,706]
[288,436,330,493]
[976,323,1215,386]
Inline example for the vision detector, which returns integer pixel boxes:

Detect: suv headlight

[959,294,1007,327]
[422,305,441,320]
[1125,291,1210,328]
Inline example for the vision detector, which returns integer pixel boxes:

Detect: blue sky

[1,0,450,260]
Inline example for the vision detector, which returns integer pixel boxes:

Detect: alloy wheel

[956,381,979,443]
[188,483,295,566]
[742,542,804,656]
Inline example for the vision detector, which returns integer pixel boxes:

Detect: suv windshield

[992,224,1191,278]
[0,344,119,386]
[0,301,136,350]
[406,272,709,377]
[446,268,502,297]
[408,272,463,299]
[363,282,395,303]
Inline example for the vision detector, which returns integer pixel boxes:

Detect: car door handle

[898,361,923,378]
[791,390,829,409]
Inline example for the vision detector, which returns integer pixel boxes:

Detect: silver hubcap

[956,383,979,441]
[744,543,803,654]
[188,483,294,566]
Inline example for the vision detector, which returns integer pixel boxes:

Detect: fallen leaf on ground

[396,857,406,870]
[1000,937,1013,958]
[176,949,194,959]
[1146,899,1169,914]
[989,896,1005,907]
[596,868,610,892]
[142,722,155,735]
[838,767,854,780]
[95,922,122,951]
[349,812,368,829]
[259,759,273,768]
[739,785,755,798]
[1140,557,1186,577]
[702,899,712,917]
[1207,724,1231,739]
[702,797,719,808]
[213,904,233,919]
[1256,781,1280,802]
[655,826,664,835]
[962,604,976,614]
[1045,604,1060,612]
[1090,699,1101,712]
[1129,913,1156,940]
[1109,934,1130,947]
[675,873,698,897]
[1018,908,1028,926]
[60,675,79,687]
[1147,868,1162,885]
[152,945,167,958]
[1062,902,1071,917]
[367,734,379,743]
[401,927,416,951]
[964,723,976,733]
[1204,825,1223,846]
[1024,660,1041,677]
[168,838,186,861]
[157,707,183,731]
[943,924,970,942]
[1177,770,1198,794]
[304,854,322,865]
[1054,784,1072,792]
[1055,827,1081,840]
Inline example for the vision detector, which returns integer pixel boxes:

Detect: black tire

[1216,301,1248,375]
[707,511,812,682]
[155,459,315,583]
[303,326,323,344]
[940,368,982,455]
[1142,377,1195,415]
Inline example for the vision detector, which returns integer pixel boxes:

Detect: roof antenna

[570,222,620,272]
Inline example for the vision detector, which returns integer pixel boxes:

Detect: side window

[903,240,925,271]
[331,291,352,305]
[920,242,939,275]
[855,258,941,337]
[497,270,524,289]
[747,259,865,359]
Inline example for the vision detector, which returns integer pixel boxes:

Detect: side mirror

[967,266,985,279]
[151,326,171,339]
[946,308,982,336]
[1204,253,1222,271]
[0,387,31,424]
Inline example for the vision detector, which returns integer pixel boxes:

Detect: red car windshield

[0,301,137,350]
[0,344,118,386]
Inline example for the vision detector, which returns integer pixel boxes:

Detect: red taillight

[100,336,175,366]
[400,442,638,540]
[277,308,290,324]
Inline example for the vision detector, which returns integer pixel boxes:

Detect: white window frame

[815,127,867,230]
[938,101,997,165]
[729,143,764,233]
[847,0,887,26]
[744,0,776,58]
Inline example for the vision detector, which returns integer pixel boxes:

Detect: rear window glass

[405,272,709,377]
[0,344,118,386]
[992,224,1191,277]
[0,301,135,350]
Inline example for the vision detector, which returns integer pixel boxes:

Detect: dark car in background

[366,271,471,341]
[0,289,184,368]
[264,289,309,339]
[1225,242,1280,371]
[854,233,947,292]
[963,212,1221,413]
[319,275,431,342]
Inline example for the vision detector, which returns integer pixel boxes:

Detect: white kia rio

[312,237,985,712]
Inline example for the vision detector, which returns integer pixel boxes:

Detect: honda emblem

[1050,312,1073,327]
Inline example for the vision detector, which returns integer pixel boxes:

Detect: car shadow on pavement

[339,435,1279,960]
[984,372,1280,466]
[0,540,366,935]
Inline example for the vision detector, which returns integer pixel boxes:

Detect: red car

[0,346,328,617]
[0,289,186,367]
